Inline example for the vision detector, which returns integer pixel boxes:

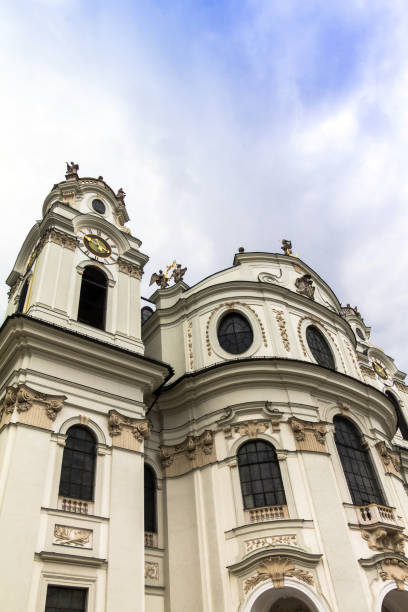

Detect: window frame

[77,266,108,331]
[144,464,157,535]
[305,325,335,370]
[58,425,97,503]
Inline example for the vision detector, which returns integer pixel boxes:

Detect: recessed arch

[241,578,331,612]
[58,416,107,445]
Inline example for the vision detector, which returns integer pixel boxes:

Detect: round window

[217,312,253,355]
[92,198,106,214]
[306,325,335,369]
[356,327,365,340]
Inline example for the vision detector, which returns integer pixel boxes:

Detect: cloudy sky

[1,0,407,372]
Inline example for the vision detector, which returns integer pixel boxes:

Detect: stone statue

[281,239,293,256]
[295,274,315,299]
[149,270,169,290]
[171,263,187,283]
[65,162,79,179]
[117,188,126,201]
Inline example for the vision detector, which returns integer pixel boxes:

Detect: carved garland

[379,558,408,590]
[206,302,267,356]
[187,320,194,369]
[272,309,290,352]
[244,556,313,593]
[245,535,298,553]
[223,419,271,439]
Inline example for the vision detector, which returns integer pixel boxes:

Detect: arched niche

[246,584,320,612]
[381,588,408,612]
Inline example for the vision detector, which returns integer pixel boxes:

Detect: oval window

[217,312,253,355]
[92,198,106,214]
[306,325,335,369]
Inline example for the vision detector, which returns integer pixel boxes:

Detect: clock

[370,358,393,386]
[77,228,119,264]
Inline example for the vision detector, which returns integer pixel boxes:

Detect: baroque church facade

[1,165,408,612]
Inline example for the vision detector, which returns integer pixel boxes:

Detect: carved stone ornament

[54,524,92,548]
[379,558,408,590]
[8,275,22,300]
[145,561,159,581]
[362,527,405,554]
[360,364,376,380]
[48,228,77,252]
[281,239,297,257]
[108,410,151,451]
[0,384,66,430]
[272,309,290,352]
[118,259,143,279]
[160,430,216,477]
[376,441,401,476]
[224,420,271,440]
[289,418,327,452]
[245,535,298,553]
[187,320,194,369]
[395,381,408,395]
[244,556,313,593]
[295,274,315,300]
[65,161,79,180]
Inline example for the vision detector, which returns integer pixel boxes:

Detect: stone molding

[344,339,364,381]
[53,524,92,548]
[245,535,298,554]
[8,275,22,300]
[187,320,194,369]
[160,430,216,477]
[376,441,401,476]
[243,556,314,593]
[378,558,408,590]
[289,418,327,452]
[108,409,151,451]
[272,309,290,352]
[145,561,159,581]
[118,259,143,279]
[0,384,66,430]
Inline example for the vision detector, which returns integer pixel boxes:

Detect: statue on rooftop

[65,162,79,180]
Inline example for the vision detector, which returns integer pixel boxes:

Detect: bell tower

[6,162,147,353]
[0,164,171,612]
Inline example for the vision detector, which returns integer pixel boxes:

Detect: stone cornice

[108,409,150,451]
[160,430,216,477]
[288,417,328,452]
[0,383,66,430]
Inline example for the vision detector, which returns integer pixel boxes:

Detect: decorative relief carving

[0,384,65,429]
[272,309,290,352]
[344,339,363,381]
[360,364,376,380]
[376,441,401,476]
[48,228,77,251]
[379,558,408,590]
[292,262,303,274]
[118,259,143,279]
[187,320,194,369]
[395,381,408,394]
[289,418,327,452]
[295,274,315,300]
[8,275,22,300]
[258,271,283,285]
[206,301,267,356]
[362,527,405,553]
[338,401,351,414]
[145,561,159,581]
[245,535,298,553]
[160,430,216,477]
[244,556,313,593]
[108,410,151,451]
[54,525,92,548]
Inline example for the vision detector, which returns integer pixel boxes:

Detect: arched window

[144,464,157,534]
[77,266,107,330]
[306,325,335,369]
[16,279,29,314]
[334,416,384,506]
[59,426,96,501]
[238,440,286,509]
[386,391,408,440]
[141,306,154,325]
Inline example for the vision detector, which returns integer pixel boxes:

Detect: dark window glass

[356,327,365,340]
[59,426,96,501]
[217,312,253,355]
[334,416,384,506]
[16,280,29,314]
[77,266,107,330]
[238,440,286,509]
[144,464,157,534]
[306,326,335,369]
[141,306,154,325]
[386,392,408,440]
[92,198,106,214]
[45,586,87,612]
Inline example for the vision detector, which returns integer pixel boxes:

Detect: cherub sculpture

[149,270,169,290]
[281,239,293,256]
[117,188,126,201]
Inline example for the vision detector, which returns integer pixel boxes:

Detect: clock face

[370,358,393,386]
[77,228,118,264]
